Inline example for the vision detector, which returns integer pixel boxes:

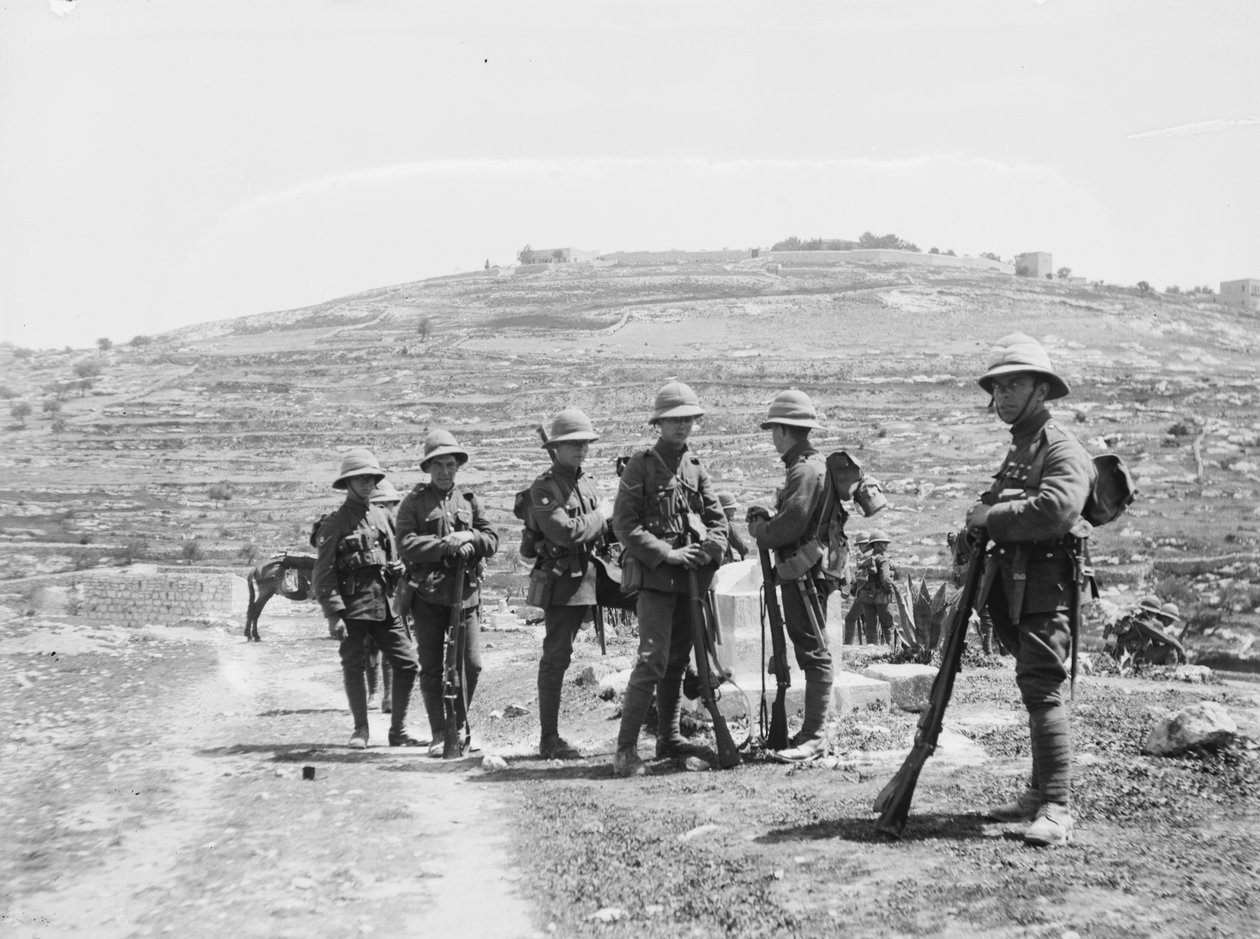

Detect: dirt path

[0,612,534,938]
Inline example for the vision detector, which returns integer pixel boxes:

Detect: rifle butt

[768,697,789,752]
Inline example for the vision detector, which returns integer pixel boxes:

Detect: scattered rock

[1142,701,1238,756]
[679,823,721,842]
[597,669,632,701]
[481,754,509,772]
[1173,665,1215,683]
[589,907,625,923]
[503,704,529,718]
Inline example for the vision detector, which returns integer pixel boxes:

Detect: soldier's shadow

[758,812,1001,844]
[198,742,398,764]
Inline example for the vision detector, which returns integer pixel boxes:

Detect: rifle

[756,545,791,751]
[442,558,471,759]
[687,523,741,769]
[797,576,830,652]
[872,532,988,838]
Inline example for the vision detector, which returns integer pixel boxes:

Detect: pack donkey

[244,553,317,641]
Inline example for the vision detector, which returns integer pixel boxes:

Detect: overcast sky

[1,0,1256,349]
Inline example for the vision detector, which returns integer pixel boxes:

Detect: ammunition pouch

[775,539,825,582]
[526,567,552,608]
[619,554,644,595]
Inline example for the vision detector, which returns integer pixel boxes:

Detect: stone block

[860,663,938,712]
[834,670,891,716]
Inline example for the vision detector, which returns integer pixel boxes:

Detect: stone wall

[69,566,249,627]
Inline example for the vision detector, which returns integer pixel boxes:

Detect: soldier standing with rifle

[747,390,835,762]
[966,333,1093,847]
[528,409,614,760]
[611,381,729,777]
[312,449,423,749]
[396,431,499,758]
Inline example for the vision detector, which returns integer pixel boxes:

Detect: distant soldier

[312,448,423,749]
[948,527,994,654]
[1107,595,1187,665]
[717,492,748,563]
[396,431,499,757]
[842,533,870,644]
[747,390,835,761]
[967,332,1093,847]
[853,530,896,645]
[611,381,729,777]
[528,409,614,760]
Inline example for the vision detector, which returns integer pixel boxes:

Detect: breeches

[626,588,694,695]
[339,619,418,675]
[539,604,588,679]
[987,578,1070,709]
[780,579,833,682]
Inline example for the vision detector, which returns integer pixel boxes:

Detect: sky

[1,0,1257,349]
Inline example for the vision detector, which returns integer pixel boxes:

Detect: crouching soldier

[747,390,835,761]
[967,332,1093,847]
[528,409,614,760]
[396,431,499,757]
[312,448,423,749]
[611,381,728,777]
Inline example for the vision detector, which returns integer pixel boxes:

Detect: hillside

[2,253,1258,660]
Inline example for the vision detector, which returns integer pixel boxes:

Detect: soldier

[528,409,614,760]
[312,448,423,749]
[366,479,403,712]
[611,381,729,777]
[967,332,1093,847]
[842,533,869,644]
[1109,595,1187,665]
[853,530,897,645]
[747,390,835,761]
[717,492,749,563]
[396,430,499,757]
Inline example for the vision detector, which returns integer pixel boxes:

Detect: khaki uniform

[396,482,499,742]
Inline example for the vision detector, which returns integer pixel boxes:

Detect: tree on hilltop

[1137,281,1152,294]
[130,334,153,348]
[517,244,535,264]
[858,231,920,252]
[980,252,1001,262]
[96,337,112,352]
[1057,267,1072,279]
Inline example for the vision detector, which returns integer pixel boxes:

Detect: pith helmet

[866,529,890,545]
[333,447,385,490]
[1159,602,1182,622]
[1137,595,1163,616]
[650,381,704,424]
[718,491,739,511]
[420,429,469,471]
[370,478,401,504]
[760,389,821,430]
[977,332,1070,400]
[545,408,599,446]
[854,533,870,546]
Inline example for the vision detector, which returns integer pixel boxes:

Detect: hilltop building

[520,247,599,265]
[1218,278,1260,313]
[1015,252,1053,279]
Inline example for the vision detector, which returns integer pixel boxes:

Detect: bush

[181,540,205,564]
[10,400,32,426]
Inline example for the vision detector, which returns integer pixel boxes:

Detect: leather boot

[538,665,564,740]
[655,678,702,758]
[387,668,424,746]
[343,667,370,748]
[776,679,831,762]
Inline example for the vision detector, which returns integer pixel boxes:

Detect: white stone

[597,669,632,700]
[1142,701,1238,756]
[860,663,938,712]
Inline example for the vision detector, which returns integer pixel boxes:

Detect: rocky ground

[1,603,1256,939]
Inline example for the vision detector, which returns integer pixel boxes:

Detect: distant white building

[520,246,599,265]
[1219,278,1260,313]
[1015,252,1053,279]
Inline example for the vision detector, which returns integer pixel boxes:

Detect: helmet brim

[650,404,705,424]
[420,447,469,471]
[760,417,821,430]
[333,471,385,490]
[977,364,1070,400]
[544,431,599,446]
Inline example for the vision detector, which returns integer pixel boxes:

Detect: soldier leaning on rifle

[853,529,897,645]
[312,449,423,749]
[746,390,835,762]
[611,381,729,777]
[965,332,1093,847]
[527,409,615,760]
[396,431,499,758]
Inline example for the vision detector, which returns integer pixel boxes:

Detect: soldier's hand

[965,502,990,531]
[747,515,766,542]
[456,543,476,560]
[327,615,347,641]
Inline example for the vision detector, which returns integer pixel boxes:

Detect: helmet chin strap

[1009,382,1048,426]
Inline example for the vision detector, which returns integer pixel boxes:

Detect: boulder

[574,657,632,687]
[860,663,937,712]
[1173,665,1215,684]
[598,669,632,700]
[1141,701,1238,756]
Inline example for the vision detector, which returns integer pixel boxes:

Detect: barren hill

[2,254,1258,655]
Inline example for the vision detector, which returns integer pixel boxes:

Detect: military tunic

[753,440,833,679]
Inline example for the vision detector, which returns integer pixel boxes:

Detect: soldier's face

[345,476,377,501]
[990,373,1046,424]
[552,441,588,470]
[657,416,695,446]
[427,456,460,491]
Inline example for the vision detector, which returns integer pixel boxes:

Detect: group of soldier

[310,331,1097,847]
